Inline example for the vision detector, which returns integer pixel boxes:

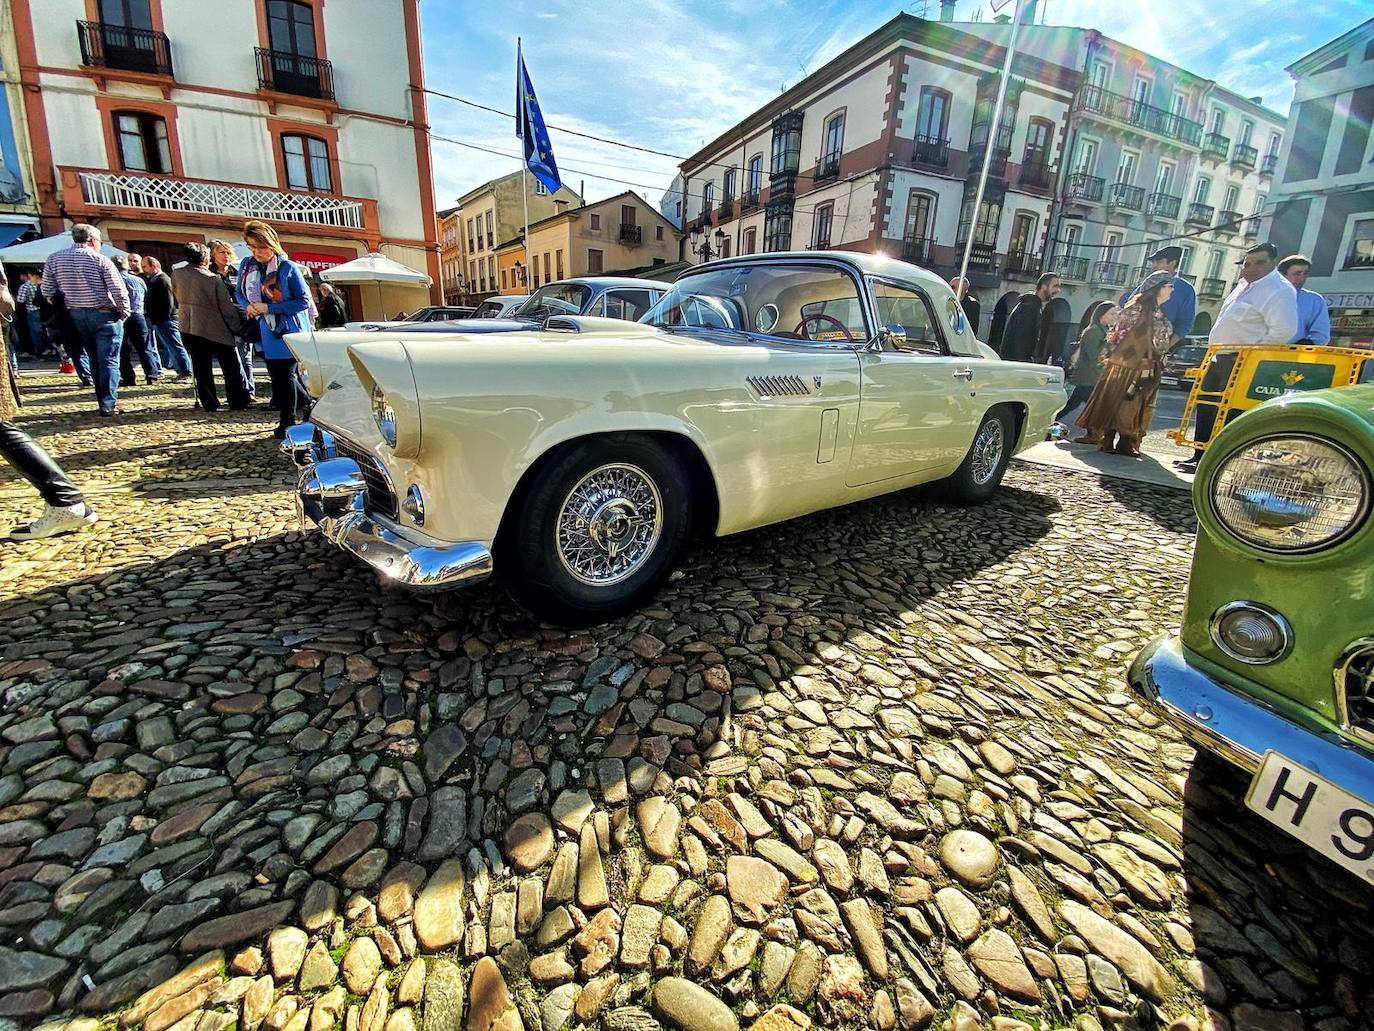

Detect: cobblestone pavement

[2,374,1372,1031]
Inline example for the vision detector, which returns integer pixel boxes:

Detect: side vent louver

[747,375,813,399]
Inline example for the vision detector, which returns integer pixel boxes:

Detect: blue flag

[516,43,561,194]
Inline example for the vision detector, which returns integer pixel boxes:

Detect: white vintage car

[283,252,1065,625]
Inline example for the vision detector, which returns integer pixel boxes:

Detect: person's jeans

[1057,384,1095,422]
[25,310,47,357]
[0,419,85,509]
[265,358,307,429]
[237,339,256,398]
[69,308,124,413]
[151,318,193,377]
[119,314,162,385]
[186,333,250,411]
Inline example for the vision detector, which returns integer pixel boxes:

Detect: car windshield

[1169,345,1207,363]
[640,265,868,342]
[514,284,592,318]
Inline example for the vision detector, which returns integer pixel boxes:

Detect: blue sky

[421,0,1369,208]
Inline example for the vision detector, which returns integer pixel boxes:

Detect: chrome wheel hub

[971,420,1005,486]
[557,463,663,586]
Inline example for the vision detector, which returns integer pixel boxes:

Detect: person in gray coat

[172,243,249,411]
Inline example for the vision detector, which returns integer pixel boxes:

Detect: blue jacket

[238,257,312,360]
[1118,274,1197,340]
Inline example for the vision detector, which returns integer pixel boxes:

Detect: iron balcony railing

[1107,182,1145,211]
[1202,132,1230,160]
[1216,210,1243,233]
[902,236,931,264]
[1179,273,1198,285]
[1003,250,1042,279]
[1261,152,1279,176]
[1200,277,1227,299]
[1093,260,1129,285]
[77,19,173,76]
[769,170,797,196]
[718,196,734,219]
[619,223,643,245]
[1231,143,1258,171]
[255,47,334,100]
[1146,192,1182,219]
[1065,172,1105,202]
[814,154,841,182]
[913,134,950,168]
[1076,84,1204,146]
[954,241,998,270]
[1186,202,1215,225]
[1057,256,1090,281]
[740,190,760,210]
[969,123,1013,179]
[1018,155,1053,190]
[71,168,367,229]
[1243,219,1260,240]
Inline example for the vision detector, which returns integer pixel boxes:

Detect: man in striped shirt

[41,223,130,415]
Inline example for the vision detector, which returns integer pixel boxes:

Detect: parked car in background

[283,251,1065,624]
[403,306,475,322]
[472,295,528,319]
[1160,337,1209,389]
[1129,384,1374,882]
[510,277,666,322]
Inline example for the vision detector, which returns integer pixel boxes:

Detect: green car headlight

[1211,434,1370,553]
[371,383,397,448]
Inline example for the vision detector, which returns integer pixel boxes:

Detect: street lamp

[690,226,727,263]
[512,260,527,287]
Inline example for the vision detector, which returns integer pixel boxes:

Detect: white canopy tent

[0,230,126,264]
[320,251,432,320]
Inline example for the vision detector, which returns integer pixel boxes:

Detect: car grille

[335,436,398,520]
[1337,639,1374,745]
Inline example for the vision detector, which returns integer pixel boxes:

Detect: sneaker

[58,361,76,375]
[10,503,99,541]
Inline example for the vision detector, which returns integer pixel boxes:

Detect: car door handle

[953,368,974,381]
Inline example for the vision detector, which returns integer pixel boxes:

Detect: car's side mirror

[871,324,906,352]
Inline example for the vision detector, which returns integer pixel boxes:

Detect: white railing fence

[78,171,365,230]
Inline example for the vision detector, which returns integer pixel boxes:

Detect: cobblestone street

[2,374,1372,1031]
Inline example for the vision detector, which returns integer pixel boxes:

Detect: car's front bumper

[281,422,493,591]
[1128,633,1374,793]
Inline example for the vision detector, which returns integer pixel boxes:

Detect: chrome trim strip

[1128,634,1374,796]
[1207,600,1294,665]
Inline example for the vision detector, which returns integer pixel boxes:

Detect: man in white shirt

[1175,243,1299,473]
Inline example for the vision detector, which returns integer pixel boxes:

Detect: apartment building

[0,0,41,246]
[438,205,462,304]
[1049,31,1286,337]
[10,0,440,315]
[523,190,681,287]
[1266,18,1374,347]
[454,170,580,303]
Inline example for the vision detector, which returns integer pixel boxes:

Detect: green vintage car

[1129,384,1374,883]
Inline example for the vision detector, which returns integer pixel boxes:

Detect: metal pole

[957,0,1026,289]
[518,38,531,283]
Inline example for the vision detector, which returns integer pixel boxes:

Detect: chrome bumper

[281,422,493,590]
[1129,633,1374,792]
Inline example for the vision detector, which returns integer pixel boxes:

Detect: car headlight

[1211,434,1370,552]
[371,384,397,448]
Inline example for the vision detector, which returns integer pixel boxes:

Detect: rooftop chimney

[939,0,956,21]
[553,199,569,213]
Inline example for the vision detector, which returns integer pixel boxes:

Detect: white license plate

[1160,376,1179,387]
[1245,751,1374,883]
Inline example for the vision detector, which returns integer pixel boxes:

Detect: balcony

[902,236,932,265]
[955,241,998,271]
[1018,156,1053,191]
[1215,210,1243,234]
[913,134,950,169]
[1107,182,1145,211]
[1146,192,1182,219]
[1057,256,1090,281]
[1185,202,1215,226]
[716,196,734,220]
[769,169,798,197]
[1202,132,1230,160]
[814,154,841,183]
[740,190,759,211]
[1075,84,1204,146]
[1003,250,1042,280]
[1093,260,1129,285]
[1261,152,1279,177]
[1231,143,1258,171]
[255,47,334,101]
[1243,219,1260,240]
[59,167,376,239]
[1065,172,1105,203]
[1200,277,1227,299]
[619,223,643,245]
[77,20,173,77]
[969,123,1012,179]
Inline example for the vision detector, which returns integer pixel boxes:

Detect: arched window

[701,182,715,217]
[114,111,171,173]
[915,87,951,141]
[282,134,332,192]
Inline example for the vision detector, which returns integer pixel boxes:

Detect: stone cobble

[1,375,1371,1031]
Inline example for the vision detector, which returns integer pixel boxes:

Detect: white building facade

[1266,17,1374,347]
[11,0,439,311]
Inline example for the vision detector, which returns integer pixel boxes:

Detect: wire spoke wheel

[556,463,664,587]
[970,418,1006,486]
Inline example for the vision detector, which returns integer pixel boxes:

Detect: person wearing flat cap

[1118,245,1196,346]
[1075,270,1175,458]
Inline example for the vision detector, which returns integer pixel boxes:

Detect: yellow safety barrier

[1169,343,1374,450]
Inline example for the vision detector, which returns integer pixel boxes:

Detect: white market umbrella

[0,230,126,263]
[320,251,430,320]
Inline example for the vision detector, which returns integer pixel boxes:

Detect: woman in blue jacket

[237,219,315,439]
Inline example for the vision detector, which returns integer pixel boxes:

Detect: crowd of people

[1,219,352,541]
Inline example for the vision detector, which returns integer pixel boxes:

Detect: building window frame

[590,212,601,231]
[747,154,763,197]
[279,132,332,192]
[743,227,757,254]
[915,86,952,143]
[1072,135,1100,175]
[723,168,737,200]
[266,117,340,195]
[812,202,834,248]
[587,247,604,274]
[113,109,172,174]
[820,108,846,166]
[1193,175,1211,203]
[702,181,715,216]
[96,95,182,176]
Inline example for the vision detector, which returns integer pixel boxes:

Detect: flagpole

[518,38,531,289]
[957,0,1026,291]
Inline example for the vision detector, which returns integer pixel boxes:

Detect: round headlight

[1210,601,1292,664]
[1210,434,1370,552]
[371,384,397,448]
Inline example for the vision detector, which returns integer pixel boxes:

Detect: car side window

[872,281,946,356]
[602,290,655,321]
